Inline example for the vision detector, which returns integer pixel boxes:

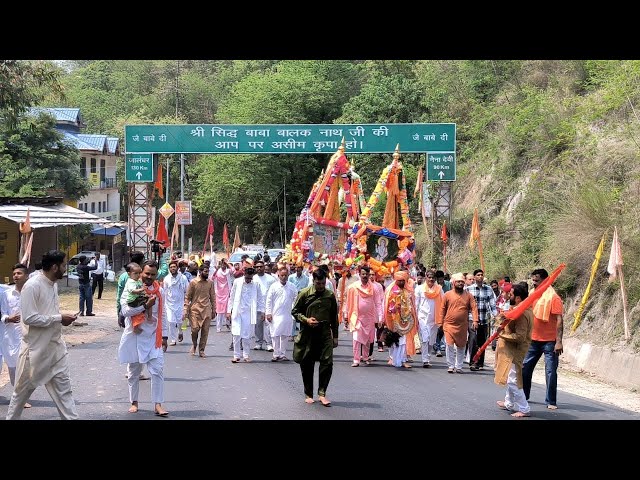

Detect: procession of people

[0,242,565,420]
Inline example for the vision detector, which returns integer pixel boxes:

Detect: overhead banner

[125,123,456,154]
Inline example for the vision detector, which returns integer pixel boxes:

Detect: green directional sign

[125,153,154,182]
[426,152,456,182]
[124,123,456,154]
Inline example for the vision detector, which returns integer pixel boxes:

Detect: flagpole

[618,265,630,340]
[477,233,485,273]
[443,240,447,273]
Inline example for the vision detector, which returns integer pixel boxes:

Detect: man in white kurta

[6,250,79,419]
[227,268,258,362]
[1,264,30,407]
[265,266,298,361]
[252,260,276,351]
[415,271,444,367]
[163,260,189,346]
[118,261,169,416]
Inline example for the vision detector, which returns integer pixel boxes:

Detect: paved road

[0,327,637,420]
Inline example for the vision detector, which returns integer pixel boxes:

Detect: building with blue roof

[28,107,121,224]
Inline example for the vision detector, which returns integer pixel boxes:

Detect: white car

[66,252,115,282]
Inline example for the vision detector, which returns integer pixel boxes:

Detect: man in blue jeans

[76,256,97,316]
[522,270,564,410]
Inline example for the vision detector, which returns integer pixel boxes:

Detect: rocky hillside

[415,60,640,352]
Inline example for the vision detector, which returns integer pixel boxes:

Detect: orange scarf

[422,283,443,326]
[533,287,556,322]
[355,280,374,297]
[143,281,163,348]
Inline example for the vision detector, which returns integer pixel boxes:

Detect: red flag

[156,215,169,245]
[155,162,164,199]
[202,215,214,255]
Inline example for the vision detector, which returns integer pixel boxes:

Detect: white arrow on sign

[136,172,142,180]
[438,171,445,179]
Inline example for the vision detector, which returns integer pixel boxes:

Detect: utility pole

[276,195,283,247]
[283,178,287,241]
[180,154,185,253]
[175,61,180,119]
[165,157,169,201]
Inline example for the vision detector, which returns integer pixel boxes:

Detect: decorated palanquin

[284,140,366,265]
[345,144,415,276]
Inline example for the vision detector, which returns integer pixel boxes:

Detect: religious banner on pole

[175,201,192,225]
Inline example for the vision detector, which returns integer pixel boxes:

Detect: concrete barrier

[563,337,640,390]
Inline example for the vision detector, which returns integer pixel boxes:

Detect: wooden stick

[618,264,630,340]
[477,232,485,273]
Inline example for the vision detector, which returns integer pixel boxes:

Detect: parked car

[66,251,115,281]
[228,249,266,265]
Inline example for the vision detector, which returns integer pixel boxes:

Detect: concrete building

[29,108,121,221]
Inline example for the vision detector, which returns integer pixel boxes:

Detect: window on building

[103,201,107,212]
[91,202,95,213]
[100,159,106,183]
[80,157,87,178]
[91,158,96,173]
[98,202,102,213]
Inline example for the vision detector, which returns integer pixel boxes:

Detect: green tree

[0,60,64,129]
[0,113,89,199]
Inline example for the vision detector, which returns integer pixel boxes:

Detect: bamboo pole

[618,265,630,340]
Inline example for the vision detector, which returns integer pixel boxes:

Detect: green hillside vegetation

[1,60,636,351]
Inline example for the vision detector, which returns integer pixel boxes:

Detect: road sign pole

[180,154,185,253]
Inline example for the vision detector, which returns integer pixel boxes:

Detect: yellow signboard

[89,172,100,188]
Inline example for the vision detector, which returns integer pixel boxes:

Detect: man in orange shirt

[521,269,564,410]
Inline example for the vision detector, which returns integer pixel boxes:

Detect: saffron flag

[232,225,241,253]
[607,226,623,282]
[572,232,606,332]
[223,223,229,247]
[156,215,169,246]
[19,207,33,266]
[468,208,485,272]
[468,208,480,248]
[473,263,566,364]
[155,162,164,199]
[414,167,423,198]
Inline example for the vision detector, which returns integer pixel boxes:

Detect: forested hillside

[2,60,638,351]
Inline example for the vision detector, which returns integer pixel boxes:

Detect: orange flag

[232,225,241,253]
[468,208,484,272]
[414,167,423,198]
[468,208,480,248]
[473,263,566,364]
[155,162,164,199]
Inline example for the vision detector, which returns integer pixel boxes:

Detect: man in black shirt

[76,256,97,316]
